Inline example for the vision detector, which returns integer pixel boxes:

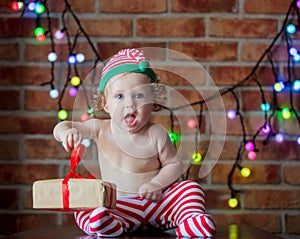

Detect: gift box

[32,145,116,210]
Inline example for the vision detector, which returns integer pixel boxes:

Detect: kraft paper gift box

[32,145,116,210]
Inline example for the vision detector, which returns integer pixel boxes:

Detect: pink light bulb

[261,124,271,135]
[69,87,78,97]
[55,30,65,40]
[227,110,236,120]
[245,141,255,151]
[248,151,257,160]
[80,113,90,122]
[187,118,197,129]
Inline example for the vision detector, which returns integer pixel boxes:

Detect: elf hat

[99,48,157,92]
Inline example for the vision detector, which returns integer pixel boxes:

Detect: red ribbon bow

[62,144,95,208]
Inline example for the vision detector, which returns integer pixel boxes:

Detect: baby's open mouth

[124,113,137,127]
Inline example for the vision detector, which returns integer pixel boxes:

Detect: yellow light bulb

[228,198,238,208]
[192,152,202,163]
[240,167,251,177]
[70,76,81,86]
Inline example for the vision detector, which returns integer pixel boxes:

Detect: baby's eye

[135,93,144,99]
[116,94,124,100]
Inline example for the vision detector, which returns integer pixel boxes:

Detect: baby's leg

[74,195,145,237]
[148,180,216,237]
[74,207,124,237]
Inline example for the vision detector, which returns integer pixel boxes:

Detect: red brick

[0,213,57,235]
[254,140,300,161]
[244,0,291,14]
[241,43,288,62]
[210,18,277,38]
[209,66,275,86]
[66,18,132,37]
[137,18,205,37]
[97,42,166,60]
[0,43,19,60]
[0,115,57,134]
[212,163,280,184]
[0,0,15,13]
[47,0,95,12]
[0,66,52,86]
[0,90,20,110]
[286,214,300,233]
[25,139,68,159]
[213,213,281,233]
[0,164,59,184]
[171,0,237,13]
[0,189,18,209]
[0,139,19,160]
[170,42,237,61]
[100,0,167,13]
[284,165,300,185]
[244,189,300,209]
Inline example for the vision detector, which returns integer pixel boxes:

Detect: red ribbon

[62,145,95,209]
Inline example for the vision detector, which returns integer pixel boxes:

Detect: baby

[53,48,216,237]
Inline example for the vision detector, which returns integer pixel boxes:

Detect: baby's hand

[138,182,163,202]
[61,128,82,152]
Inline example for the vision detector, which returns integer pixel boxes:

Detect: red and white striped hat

[99,48,157,91]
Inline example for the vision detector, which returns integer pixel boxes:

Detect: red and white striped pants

[74,180,216,237]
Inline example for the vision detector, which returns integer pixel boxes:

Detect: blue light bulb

[286,23,297,34]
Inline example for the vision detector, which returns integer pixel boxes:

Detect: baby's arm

[139,125,184,201]
[53,119,101,151]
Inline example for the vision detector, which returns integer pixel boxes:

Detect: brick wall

[0,0,300,236]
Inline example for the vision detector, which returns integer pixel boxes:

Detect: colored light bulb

[11,1,23,11]
[293,80,300,92]
[275,133,284,143]
[81,139,91,148]
[69,86,78,97]
[47,52,57,62]
[192,152,202,163]
[289,47,298,56]
[248,151,256,160]
[260,103,270,112]
[54,30,65,40]
[168,132,179,143]
[227,110,236,120]
[57,109,68,120]
[76,53,85,63]
[297,0,300,8]
[80,113,91,122]
[282,107,292,120]
[228,198,238,208]
[28,2,36,11]
[35,34,46,42]
[49,88,59,99]
[70,76,81,86]
[34,27,44,37]
[297,136,300,145]
[68,55,76,64]
[293,54,300,62]
[286,23,297,34]
[35,3,45,14]
[273,82,284,92]
[187,118,197,129]
[261,124,271,135]
[245,141,255,151]
[240,167,251,177]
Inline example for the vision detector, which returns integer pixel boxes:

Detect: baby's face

[104,73,155,134]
